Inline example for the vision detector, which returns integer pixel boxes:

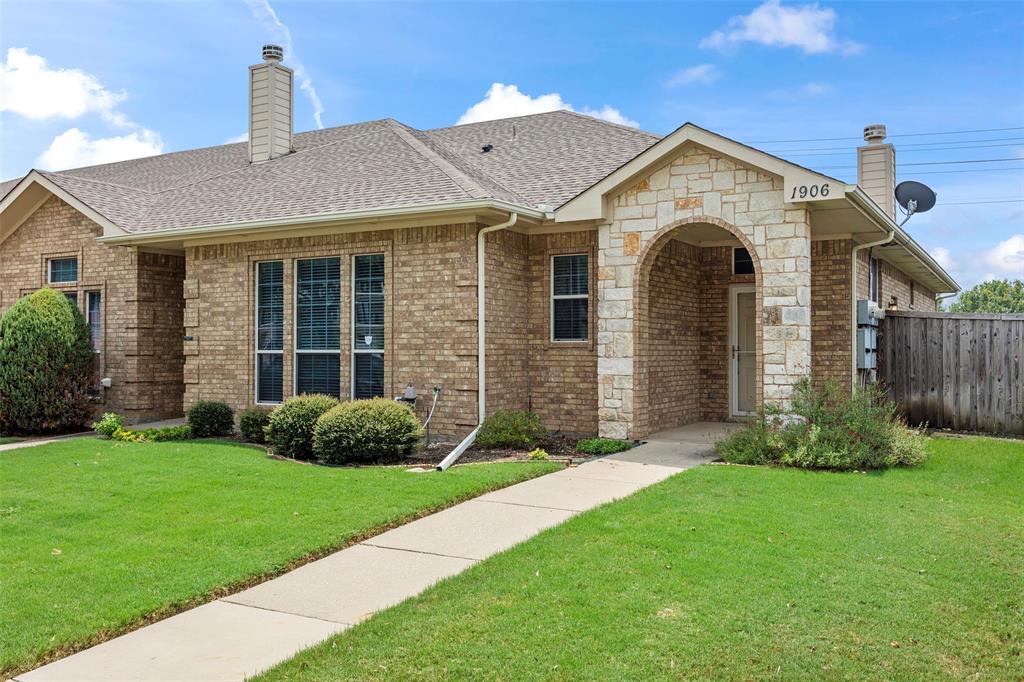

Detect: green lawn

[0,436,21,445]
[0,439,558,675]
[260,437,1024,681]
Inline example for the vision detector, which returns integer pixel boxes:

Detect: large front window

[551,254,589,342]
[256,261,284,403]
[352,254,384,398]
[295,257,341,397]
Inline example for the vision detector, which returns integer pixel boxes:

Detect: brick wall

[0,195,182,420]
[811,239,853,387]
[485,229,530,415]
[855,249,937,312]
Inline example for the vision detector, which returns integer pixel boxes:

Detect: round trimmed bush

[475,410,546,449]
[239,407,271,444]
[313,398,424,465]
[0,288,95,434]
[266,394,339,459]
[187,400,234,437]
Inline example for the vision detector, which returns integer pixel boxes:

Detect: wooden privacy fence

[878,311,1024,434]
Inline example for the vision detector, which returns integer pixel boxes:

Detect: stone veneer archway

[632,216,764,438]
[595,145,813,440]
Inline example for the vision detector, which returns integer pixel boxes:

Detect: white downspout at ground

[437,212,519,470]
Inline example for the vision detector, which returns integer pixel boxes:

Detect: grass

[259,436,1024,681]
[0,438,558,675]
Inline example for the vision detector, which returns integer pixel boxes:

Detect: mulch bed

[401,435,586,467]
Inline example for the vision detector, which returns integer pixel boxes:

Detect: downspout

[438,212,519,470]
[850,230,894,391]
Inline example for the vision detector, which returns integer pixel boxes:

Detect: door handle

[731,345,738,359]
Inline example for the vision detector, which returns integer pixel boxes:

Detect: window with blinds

[551,254,589,341]
[295,257,341,397]
[87,291,101,353]
[256,261,284,403]
[353,254,384,398]
[49,257,77,283]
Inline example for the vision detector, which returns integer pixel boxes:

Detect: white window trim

[292,257,342,398]
[351,253,385,399]
[550,253,589,343]
[254,261,284,406]
[48,257,78,285]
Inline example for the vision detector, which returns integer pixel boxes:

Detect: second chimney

[249,44,293,163]
[857,124,896,219]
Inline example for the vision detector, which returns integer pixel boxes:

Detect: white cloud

[224,132,249,144]
[456,83,638,128]
[665,64,721,87]
[700,0,864,55]
[931,246,957,271]
[984,234,1024,275]
[0,47,127,122]
[37,128,164,171]
[245,0,325,129]
[800,82,833,95]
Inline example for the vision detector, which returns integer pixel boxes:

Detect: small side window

[551,254,589,342]
[733,247,754,275]
[869,257,880,303]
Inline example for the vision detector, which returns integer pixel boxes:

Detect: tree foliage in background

[0,288,95,434]
[949,279,1024,314]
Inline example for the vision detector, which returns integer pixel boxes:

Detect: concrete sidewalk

[18,430,723,682]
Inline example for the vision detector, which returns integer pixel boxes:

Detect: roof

[0,111,659,234]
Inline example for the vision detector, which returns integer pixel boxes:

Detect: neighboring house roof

[0,112,659,234]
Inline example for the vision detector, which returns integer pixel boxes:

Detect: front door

[730,286,756,417]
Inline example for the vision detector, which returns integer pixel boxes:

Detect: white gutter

[437,211,519,471]
[98,199,543,245]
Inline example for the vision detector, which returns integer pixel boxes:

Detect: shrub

[715,378,927,471]
[576,438,632,456]
[110,424,191,443]
[93,412,125,438]
[239,407,271,444]
[313,399,424,465]
[187,401,235,438]
[528,447,549,461]
[266,394,339,459]
[475,410,546,449]
[111,426,147,443]
[0,288,96,434]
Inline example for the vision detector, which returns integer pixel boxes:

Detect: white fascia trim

[846,186,959,293]
[97,199,548,245]
[0,171,126,237]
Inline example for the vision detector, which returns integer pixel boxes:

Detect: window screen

[353,254,384,398]
[49,257,78,283]
[869,257,880,303]
[733,248,755,274]
[256,261,284,403]
[296,257,341,397]
[552,254,589,341]
[87,291,101,352]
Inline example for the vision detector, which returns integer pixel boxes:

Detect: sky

[1,0,1022,291]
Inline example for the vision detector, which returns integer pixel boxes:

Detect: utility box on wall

[856,299,883,371]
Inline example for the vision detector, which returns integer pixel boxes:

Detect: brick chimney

[249,45,293,163]
[857,124,896,219]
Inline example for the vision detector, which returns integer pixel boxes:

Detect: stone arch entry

[632,215,764,438]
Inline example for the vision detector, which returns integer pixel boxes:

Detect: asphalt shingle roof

[1,111,660,234]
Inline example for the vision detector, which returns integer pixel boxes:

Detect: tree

[949,279,1024,314]
[0,288,96,433]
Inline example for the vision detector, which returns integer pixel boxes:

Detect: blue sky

[1,0,1022,290]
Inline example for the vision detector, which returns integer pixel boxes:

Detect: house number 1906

[789,183,830,200]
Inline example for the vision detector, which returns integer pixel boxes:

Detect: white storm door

[730,286,757,417]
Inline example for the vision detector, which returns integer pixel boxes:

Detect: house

[0,46,957,441]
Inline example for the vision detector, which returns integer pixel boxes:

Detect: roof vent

[262,44,284,62]
[863,124,887,144]
[481,144,493,153]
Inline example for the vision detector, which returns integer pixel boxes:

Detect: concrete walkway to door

[17,424,732,682]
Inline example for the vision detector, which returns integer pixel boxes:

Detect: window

[255,261,284,403]
[86,291,101,352]
[733,247,755,275]
[353,254,385,399]
[910,281,915,307]
[551,254,589,342]
[295,257,341,397]
[63,291,78,307]
[49,257,78,283]
[869,257,880,303]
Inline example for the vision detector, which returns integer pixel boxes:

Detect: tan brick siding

[811,240,853,387]
[0,196,183,421]
[855,249,937,312]
[485,229,530,415]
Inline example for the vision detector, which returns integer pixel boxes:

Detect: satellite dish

[895,181,937,226]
